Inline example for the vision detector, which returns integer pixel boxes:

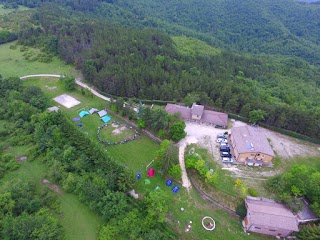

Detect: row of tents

[74,108,111,123]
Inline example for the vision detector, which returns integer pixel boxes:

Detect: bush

[248,188,258,197]
[236,201,247,219]
[9,45,17,50]
[168,164,182,180]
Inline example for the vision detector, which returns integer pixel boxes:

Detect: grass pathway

[60,193,102,240]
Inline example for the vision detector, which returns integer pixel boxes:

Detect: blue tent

[72,117,81,122]
[101,115,111,123]
[79,111,89,118]
[172,186,180,194]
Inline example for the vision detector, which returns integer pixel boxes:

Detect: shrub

[248,188,258,197]
[168,164,182,180]
[236,201,247,219]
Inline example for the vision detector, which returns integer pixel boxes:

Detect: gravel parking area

[185,120,320,162]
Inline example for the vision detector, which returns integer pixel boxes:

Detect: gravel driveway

[183,120,320,179]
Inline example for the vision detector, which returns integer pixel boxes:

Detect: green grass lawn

[99,123,136,143]
[60,193,103,240]
[0,42,75,78]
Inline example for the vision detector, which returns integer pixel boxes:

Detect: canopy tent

[72,117,81,122]
[47,106,59,112]
[79,111,90,118]
[97,109,107,117]
[101,115,111,123]
[89,108,99,114]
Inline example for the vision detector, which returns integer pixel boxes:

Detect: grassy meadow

[0,42,75,78]
[0,4,30,15]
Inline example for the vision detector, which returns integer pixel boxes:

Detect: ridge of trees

[2,0,320,65]
[11,5,320,140]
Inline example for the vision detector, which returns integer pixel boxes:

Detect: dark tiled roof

[191,103,204,116]
[246,196,299,232]
[165,104,191,120]
[165,103,228,126]
[231,126,275,157]
[202,110,228,126]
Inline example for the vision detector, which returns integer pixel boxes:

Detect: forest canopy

[9,4,319,140]
[0,2,320,140]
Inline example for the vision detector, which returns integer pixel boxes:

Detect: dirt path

[20,74,112,101]
[20,74,62,79]
[177,136,198,191]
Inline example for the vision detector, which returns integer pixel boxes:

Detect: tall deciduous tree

[169,120,186,141]
[155,140,179,175]
[249,109,267,124]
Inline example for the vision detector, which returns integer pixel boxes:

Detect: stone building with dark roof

[165,103,228,127]
[230,125,275,166]
[243,196,299,237]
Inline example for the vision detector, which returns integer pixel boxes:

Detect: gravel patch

[182,119,320,179]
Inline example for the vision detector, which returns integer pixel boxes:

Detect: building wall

[247,223,292,237]
[237,153,273,163]
[192,114,201,120]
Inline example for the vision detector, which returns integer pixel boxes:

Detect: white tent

[47,106,59,112]
[89,108,99,114]
[97,109,107,117]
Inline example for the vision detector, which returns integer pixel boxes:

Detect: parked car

[221,152,231,158]
[220,142,229,147]
[216,138,228,143]
[217,134,227,139]
[222,157,233,163]
[220,145,230,152]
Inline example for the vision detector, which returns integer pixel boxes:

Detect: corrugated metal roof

[246,197,299,231]
[231,126,275,157]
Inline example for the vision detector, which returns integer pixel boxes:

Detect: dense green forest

[9,4,319,140]
[1,1,320,140]
[2,0,320,64]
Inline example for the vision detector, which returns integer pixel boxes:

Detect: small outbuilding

[243,196,299,237]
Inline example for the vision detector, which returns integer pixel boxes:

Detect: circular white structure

[202,216,215,231]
